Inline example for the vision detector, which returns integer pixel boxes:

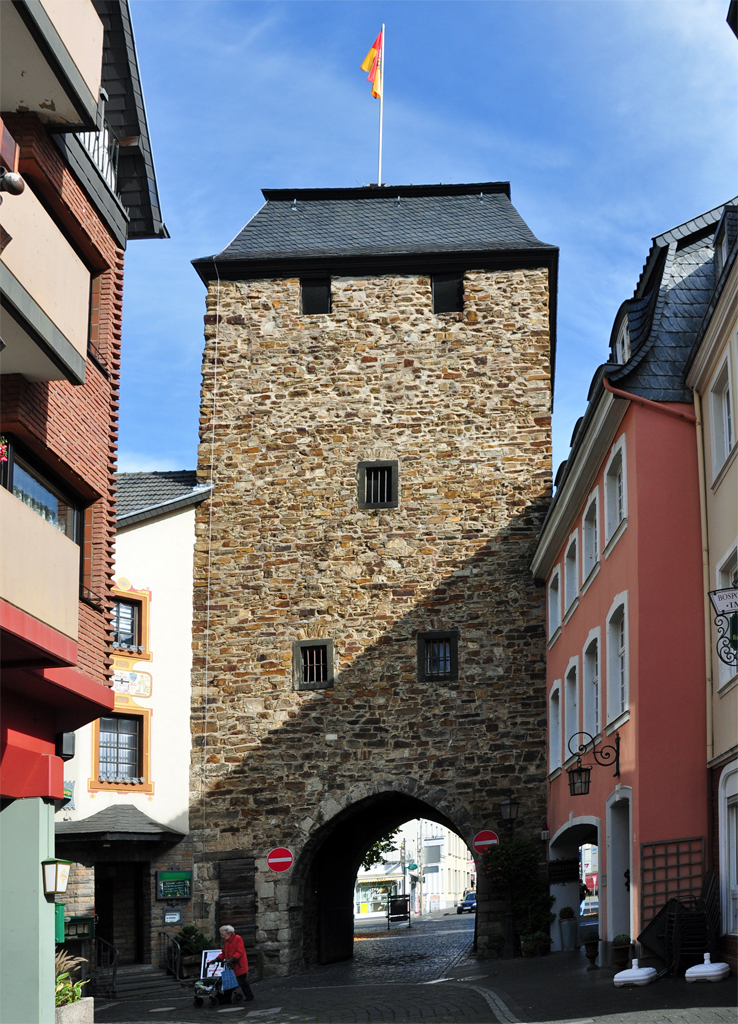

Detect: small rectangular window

[357,460,399,509]
[112,598,142,652]
[301,278,331,314]
[607,602,628,721]
[432,273,463,314]
[605,442,627,543]
[418,631,458,682]
[711,362,734,475]
[293,639,334,690]
[583,638,600,737]
[98,714,142,783]
[565,663,578,743]
[549,685,561,771]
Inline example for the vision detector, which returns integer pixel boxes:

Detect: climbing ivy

[480,835,555,935]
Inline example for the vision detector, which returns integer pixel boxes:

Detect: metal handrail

[158,931,182,980]
[93,935,118,998]
[76,120,119,193]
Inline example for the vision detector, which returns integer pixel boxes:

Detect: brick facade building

[189,183,557,974]
[0,2,164,1017]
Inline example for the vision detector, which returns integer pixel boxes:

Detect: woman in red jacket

[216,925,254,1000]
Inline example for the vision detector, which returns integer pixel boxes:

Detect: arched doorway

[548,816,600,951]
[290,790,467,967]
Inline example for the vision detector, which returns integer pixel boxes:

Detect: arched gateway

[189,183,557,976]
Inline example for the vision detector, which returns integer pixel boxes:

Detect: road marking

[247,1009,283,1017]
[148,1009,177,1014]
[464,984,521,1024]
[418,977,452,985]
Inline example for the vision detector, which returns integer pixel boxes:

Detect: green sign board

[407,863,418,870]
[156,870,192,900]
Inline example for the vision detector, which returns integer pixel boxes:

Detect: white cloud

[117,451,184,473]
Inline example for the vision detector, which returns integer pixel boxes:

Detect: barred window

[98,715,143,783]
[293,639,334,690]
[357,461,398,509]
[418,631,458,682]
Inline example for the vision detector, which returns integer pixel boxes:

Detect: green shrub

[532,930,553,946]
[558,906,575,920]
[480,835,555,935]
[612,933,631,946]
[175,925,213,956]
[55,973,87,1007]
[581,927,599,943]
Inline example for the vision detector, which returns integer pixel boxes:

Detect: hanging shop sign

[113,669,153,697]
[708,588,738,668]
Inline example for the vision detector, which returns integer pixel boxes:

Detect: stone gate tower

[190,183,557,975]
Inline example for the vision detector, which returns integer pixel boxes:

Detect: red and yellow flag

[360,31,382,99]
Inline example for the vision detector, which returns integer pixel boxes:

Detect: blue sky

[119,0,737,475]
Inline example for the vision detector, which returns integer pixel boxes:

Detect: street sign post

[472,830,499,856]
[266,847,293,872]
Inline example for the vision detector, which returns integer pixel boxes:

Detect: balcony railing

[76,121,119,194]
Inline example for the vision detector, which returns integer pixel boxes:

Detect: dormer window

[614,319,630,364]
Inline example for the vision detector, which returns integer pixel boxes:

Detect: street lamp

[565,732,620,797]
[500,790,519,960]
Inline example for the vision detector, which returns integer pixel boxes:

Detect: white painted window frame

[709,352,735,480]
[582,486,600,587]
[548,565,562,642]
[604,434,628,549]
[564,657,579,755]
[582,627,602,739]
[564,529,579,613]
[549,681,562,772]
[606,591,630,725]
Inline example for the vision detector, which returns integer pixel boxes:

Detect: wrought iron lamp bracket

[567,731,620,778]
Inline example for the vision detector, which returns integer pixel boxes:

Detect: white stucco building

[55,472,210,966]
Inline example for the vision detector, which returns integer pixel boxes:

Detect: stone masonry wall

[190,270,552,972]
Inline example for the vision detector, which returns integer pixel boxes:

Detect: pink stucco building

[532,201,737,965]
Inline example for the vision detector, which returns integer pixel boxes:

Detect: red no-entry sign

[473,830,499,856]
[266,847,293,872]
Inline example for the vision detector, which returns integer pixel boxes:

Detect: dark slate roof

[607,199,737,402]
[192,182,557,283]
[93,0,168,240]
[55,804,184,841]
[117,471,211,527]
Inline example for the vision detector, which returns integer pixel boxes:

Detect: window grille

[293,640,334,690]
[357,461,398,509]
[418,631,458,682]
[365,466,392,505]
[99,715,142,783]
[302,645,328,685]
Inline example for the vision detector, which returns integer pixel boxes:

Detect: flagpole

[377,23,385,185]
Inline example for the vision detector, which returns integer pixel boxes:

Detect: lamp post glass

[500,792,519,822]
[42,859,72,896]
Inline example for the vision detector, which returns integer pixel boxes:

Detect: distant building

[532,199,737,966]
[354,819,474,916]
[0,3,165,1019]
[55,472,209,971]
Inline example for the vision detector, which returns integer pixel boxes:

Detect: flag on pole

[360,31,382,98]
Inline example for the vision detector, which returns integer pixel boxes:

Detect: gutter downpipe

[693,391,715,770]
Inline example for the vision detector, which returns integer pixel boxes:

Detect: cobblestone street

[94,913,737,1024]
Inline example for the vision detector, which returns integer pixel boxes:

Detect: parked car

[580,896,599,917]
[457,892,476,914]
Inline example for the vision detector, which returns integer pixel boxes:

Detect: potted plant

[55,951,92,1024]
[612,933,632,970]
[532,930,553,955]
[520,933,536,957]
[581,927,600,970]
[175,926,214,978]
[558,906,577,950]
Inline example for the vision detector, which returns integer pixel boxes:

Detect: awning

[56,804,185,844]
